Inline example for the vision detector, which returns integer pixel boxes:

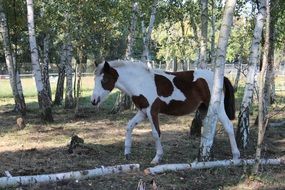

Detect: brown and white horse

[91,60,240,164]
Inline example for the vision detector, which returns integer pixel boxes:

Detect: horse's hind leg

[146,110,163,165]
[124,110,146,159]
[218,104,240,160]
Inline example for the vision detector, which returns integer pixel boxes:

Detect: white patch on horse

[153,71,186,104]
[193,69,214,94]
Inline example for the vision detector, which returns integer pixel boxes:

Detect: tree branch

[0,164,140,188]
[144,158,284,175]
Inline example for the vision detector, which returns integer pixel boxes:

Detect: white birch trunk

[42,34,52,99]
[65,38,74,109]
[0,164,139,188]
[236,0,267,149]
[253,0,270,173]
[141,0,158,67]
[74,53,83,116]
[125,2,138,60]
[199,0,237,161]
[210,0,216,66]
[26,0,53,121]
[0,3,26,115]
[144,158,284,175]
[54,44,66,105]
[199,0,208,69]
[233,55,242,91]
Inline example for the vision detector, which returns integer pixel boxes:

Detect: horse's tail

[224,77,236,120]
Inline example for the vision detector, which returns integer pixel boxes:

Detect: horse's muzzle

[91,97,100,106]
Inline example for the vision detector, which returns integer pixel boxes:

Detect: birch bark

[0,2,26,115]
[199,0,237,161]
[141,0,158,67]
[199,0,208,69]
[125,2,138,60]
[54,44,66,105]
[236,0,266,149]
[0,164,139,188]
[253,0,270,173]
[64,38,74,109]
[210,0,216,66]
[41,34,52,99]
[26,0,53,121]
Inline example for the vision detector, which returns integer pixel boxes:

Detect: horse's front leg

[124,110,146,160]
[146,110,163,165]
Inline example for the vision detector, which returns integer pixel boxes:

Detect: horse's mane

[96,59,160,75]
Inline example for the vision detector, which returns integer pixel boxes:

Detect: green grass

[0,76,94,98]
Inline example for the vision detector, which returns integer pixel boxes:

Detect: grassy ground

[0,76,284,189]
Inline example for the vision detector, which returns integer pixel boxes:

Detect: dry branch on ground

[144,158,285,175]
[0,164,140,188]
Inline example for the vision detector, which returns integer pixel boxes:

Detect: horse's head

[91,61,118,107]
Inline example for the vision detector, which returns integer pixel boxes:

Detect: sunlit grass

[0,76,94,98]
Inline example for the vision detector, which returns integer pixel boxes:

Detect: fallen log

[144,158,285,175]
[0,164,140,188]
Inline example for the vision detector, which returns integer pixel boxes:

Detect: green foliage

[1,0,285,72]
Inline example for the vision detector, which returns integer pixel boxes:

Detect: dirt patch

[0,106,284,189]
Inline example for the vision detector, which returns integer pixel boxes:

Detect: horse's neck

[115,66,150,96]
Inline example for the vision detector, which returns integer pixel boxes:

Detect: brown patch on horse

[101,62,119,91]
[150,98,162,137]
[158,71,211,116]
[132,94,149,110]
[154,74,174,97]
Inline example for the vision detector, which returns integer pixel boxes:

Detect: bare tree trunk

[0,4,26,115]
[199,0,208,69]
[210,0,216,66]
[0,164,140,188]
[26,0,53,122]
[125,2,138,60]
[145,159,284,175]
[199,0,237,161]
[64,39,74,109]
[74,58,82,116]
[191,0,210,135]
[265,12,275,105]
[172,57,178,72]
[112,2,139,113]
[41,34,52,100]
[253,0,270,174]
[233,55,242,91]
[141,0,158,67]
[54,44,66,105]
[236,0,267,149]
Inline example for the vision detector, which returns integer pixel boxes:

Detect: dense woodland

[0,0,285,189]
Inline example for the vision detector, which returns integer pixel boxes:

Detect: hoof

[125,154,131,160]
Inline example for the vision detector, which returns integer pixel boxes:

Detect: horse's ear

[103,61,110,73]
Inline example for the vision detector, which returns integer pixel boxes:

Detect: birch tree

[64,37,74,109]
[141,0,158,67]
[26,0,53,121]
[236,0,267,149]
[210,0,216,66]
[54,44,66,105]
[0,2,26,115]
[41,34,52,99]
[253,0,270,173]
[125,2,139,60]
[199,0,208,69]
[199,0,237,161]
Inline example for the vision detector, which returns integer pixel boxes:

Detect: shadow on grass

[1,128,284,190]
[0,129,240,190]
